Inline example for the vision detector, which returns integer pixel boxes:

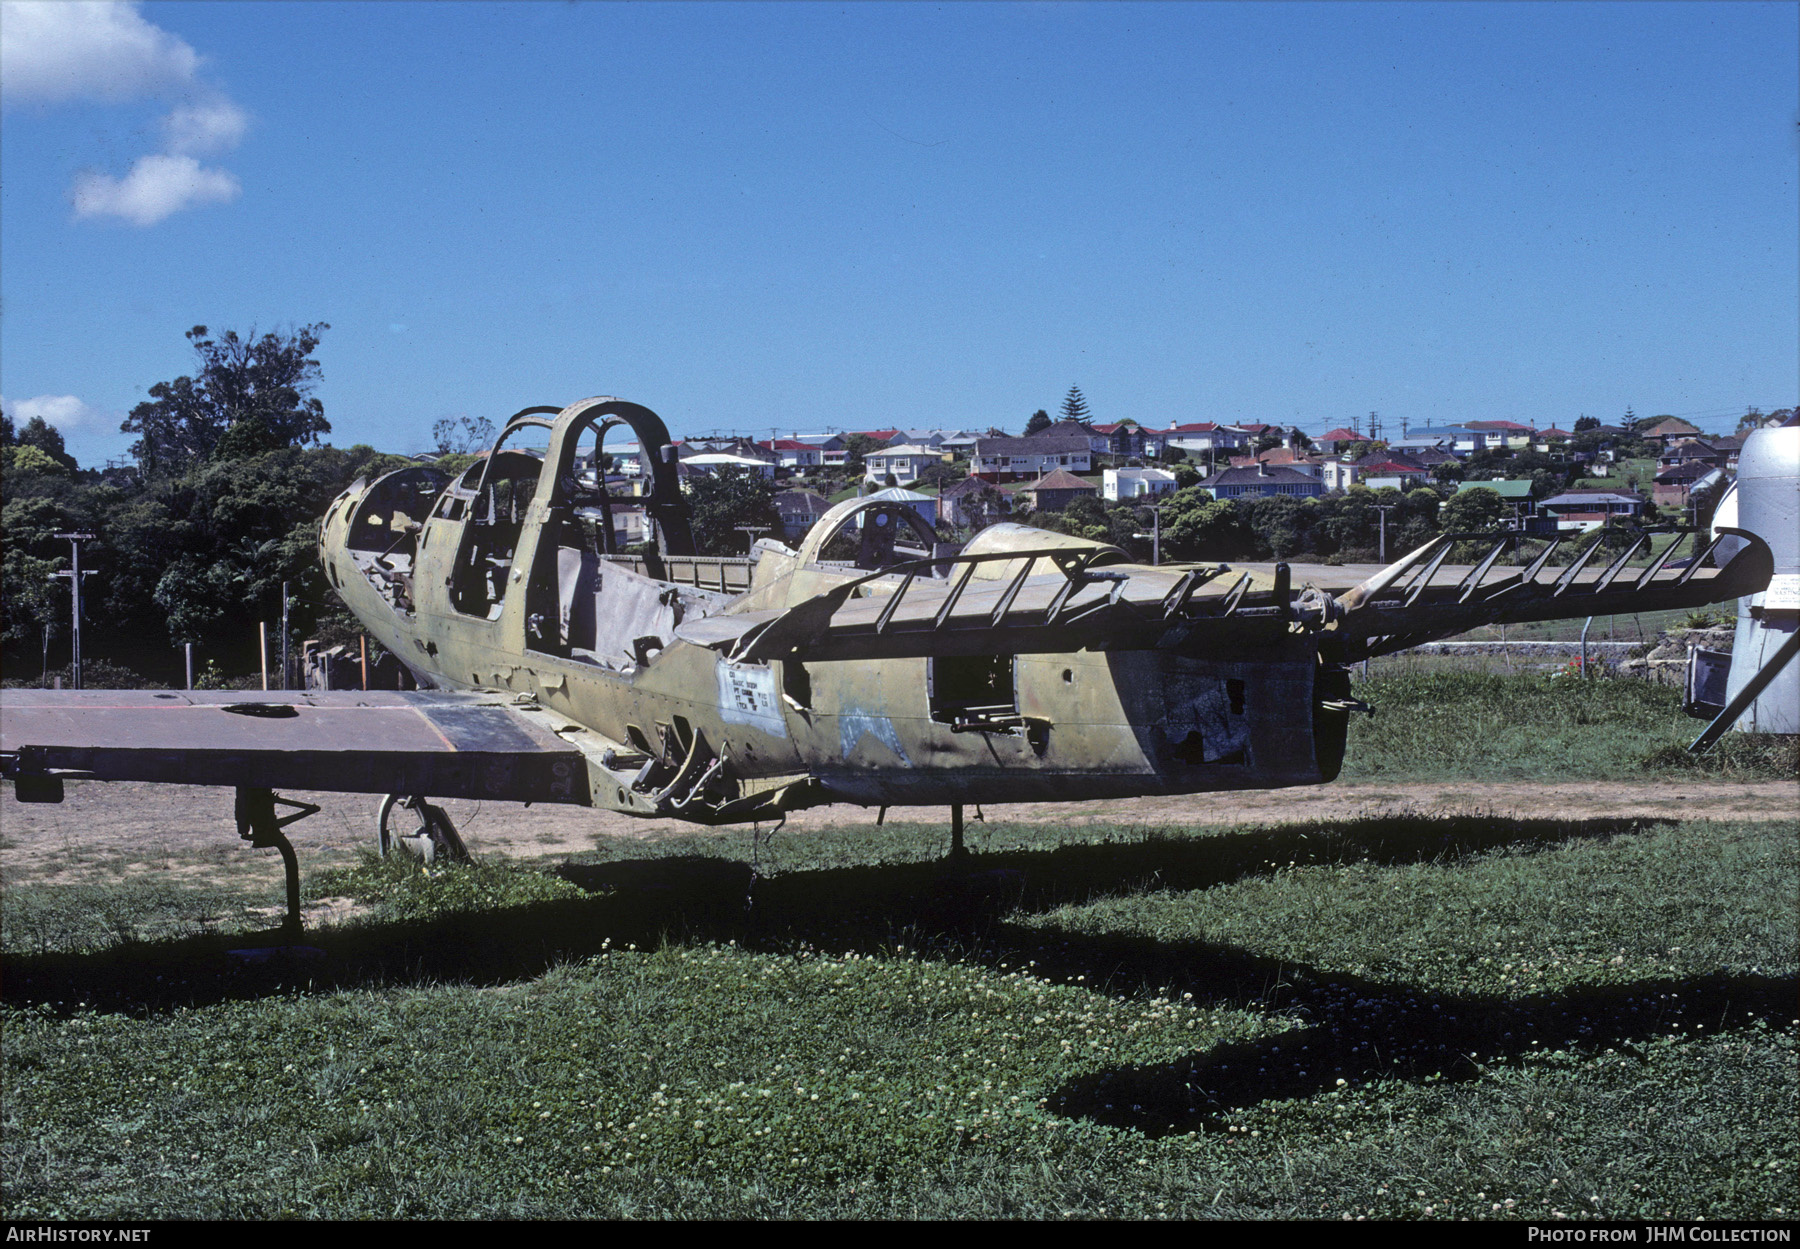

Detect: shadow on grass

[8,811,1788,1138]
[3,813,1670,1014]
[1040,963,1796,1137]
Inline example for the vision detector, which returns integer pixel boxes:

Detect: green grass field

[2,671,1795,1219]
[1344,669,1795,782]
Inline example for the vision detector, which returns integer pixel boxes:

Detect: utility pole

[1133,495,1171,565]
[51,532,95,690]
[281,581,291,691]
[1373,503,1398,562]
[734,524,770,555]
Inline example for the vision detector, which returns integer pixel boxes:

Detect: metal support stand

[234,786,320,935]
[1688,630,1800,754]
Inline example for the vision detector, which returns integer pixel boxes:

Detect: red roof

[1358,461,1430,476]
[1320,428,1362,442]
[850,429,901,442]
[1167,422,1220,433]
[1026,468,1097,492]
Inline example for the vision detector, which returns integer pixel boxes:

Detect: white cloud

[72,153,240,226]
[2,2,250,225]
[161,94,247,156]
[0,0,200,105]
[3,393,109,431]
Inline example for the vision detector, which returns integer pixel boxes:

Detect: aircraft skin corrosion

[313,396,1771,825]
[0,394,1774,929]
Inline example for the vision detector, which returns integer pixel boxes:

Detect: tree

[684,466,779,555]
[122,324,331,475]
[1573,415,1600,432]
[1440,486,1507,533]
[912,460,965,492]
[432,415,496,455]
[840,433,884,478]
[1023,409,1052,436]
[1061,386,1089,424]
[13,415,78,472]
[1159,491,1258,561]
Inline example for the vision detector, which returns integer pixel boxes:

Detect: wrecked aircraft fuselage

[319,396,1770,826]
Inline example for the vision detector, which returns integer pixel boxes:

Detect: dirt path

[2,777,1793,889]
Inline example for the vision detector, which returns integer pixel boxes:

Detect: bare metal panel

[0,690,590,804]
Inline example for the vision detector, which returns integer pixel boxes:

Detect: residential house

[1357,459,1432,491]
[864,443,946,484]
[938,476,1010,529]
[1641,417,1702,448]
[1535,488,1645,531]
[1315,427,1364,454]
[1103,467,1178,501]
[858,486,938,533]
[1397,427,1484,456]
[1018,468,1100,513]
[1090,421,1158,458]
[1454,479,1536,520]
[1162,422,1250,459]
[681,435,777,463]
[972,431,1094,482]
[1231,447,1324,476]
[1197,464,1325,500]
[680,452,775,479]
[1320,460,1361,492]
[1463,420,1537,450]
[762,439,823,471]
[773,489,832,542]
[1652,461,1714,508]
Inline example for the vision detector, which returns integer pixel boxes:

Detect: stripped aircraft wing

[0,689,591,806]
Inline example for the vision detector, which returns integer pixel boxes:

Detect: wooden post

[259,621,269,690]
[360,635,369,691]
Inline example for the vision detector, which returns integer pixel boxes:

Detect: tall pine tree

[1061,385,1090,424]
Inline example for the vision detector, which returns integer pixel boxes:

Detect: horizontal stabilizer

[1323,527,1772,663]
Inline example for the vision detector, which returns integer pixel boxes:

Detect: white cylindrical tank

[1719,422,1799,734]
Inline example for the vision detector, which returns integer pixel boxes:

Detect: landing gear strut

[234,786,319,936]
[376,794,471,863]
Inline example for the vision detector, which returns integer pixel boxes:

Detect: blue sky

[3,1,1795,467]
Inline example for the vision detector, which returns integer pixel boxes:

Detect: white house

[1103,467,1178,501]
[864,444,945,484]
[682,453,775,479]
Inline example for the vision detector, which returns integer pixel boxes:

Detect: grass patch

[1,879,281,956]
[309,851,587,923]
[3,814,1794,1219]
[1344,670,1797,781]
